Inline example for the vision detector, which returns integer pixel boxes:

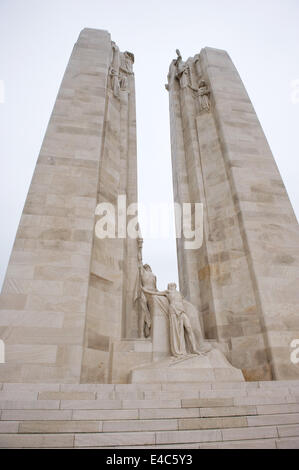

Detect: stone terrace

[0,380,299,448]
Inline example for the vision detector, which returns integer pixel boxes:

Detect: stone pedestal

[129,348,244,383]
[108,339,152,384]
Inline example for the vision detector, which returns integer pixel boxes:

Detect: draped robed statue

[134,237,211,357]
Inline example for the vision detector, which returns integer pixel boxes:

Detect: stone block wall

[0,29,139,383]
[167,47,299,380]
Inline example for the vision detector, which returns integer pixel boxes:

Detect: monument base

[129,348,244,383]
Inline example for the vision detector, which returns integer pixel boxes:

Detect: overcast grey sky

[0,0,298,290]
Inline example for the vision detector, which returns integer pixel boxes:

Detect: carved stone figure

[109,67,120,97]
[133,238,155,338]
[109,45,134,97]
[142,282,211,358]
[109,41,121,97]
[188,59,200,91]
[120,51,134,75]
[175,49,190,89]
[119,73,128,91]
[173,50,203,92]
[194,53,202,78]
[198,79,210,112]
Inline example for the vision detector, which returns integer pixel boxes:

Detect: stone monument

[0,30,298,385]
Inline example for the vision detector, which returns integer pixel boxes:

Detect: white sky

[0,0,298,291]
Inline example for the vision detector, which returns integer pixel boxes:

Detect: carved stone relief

[134,237,211,357]
[166,50,211,112]
[109,43,134,97]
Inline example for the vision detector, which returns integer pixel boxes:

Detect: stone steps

[0,380,299,448]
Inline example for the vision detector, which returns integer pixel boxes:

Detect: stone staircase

[0,380,299,449]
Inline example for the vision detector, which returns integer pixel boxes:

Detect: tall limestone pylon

[0,29,139,383]
[166,47,299,381]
